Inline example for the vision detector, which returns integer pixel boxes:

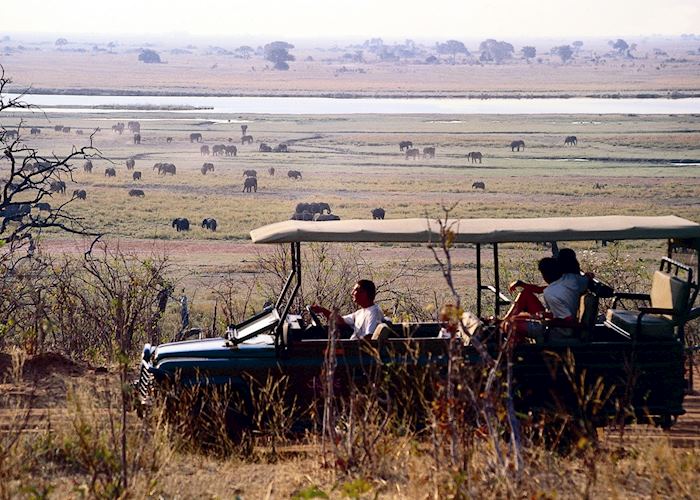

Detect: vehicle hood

[153,336,274,363]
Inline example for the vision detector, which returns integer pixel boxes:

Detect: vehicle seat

[605,269,691,339]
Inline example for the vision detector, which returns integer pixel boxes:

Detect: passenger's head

[439,304,460,333]
[352,279,376,307]
[538,257,562,284]
[558,248,581,274]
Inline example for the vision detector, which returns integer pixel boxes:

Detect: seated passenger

[310,279,384,340]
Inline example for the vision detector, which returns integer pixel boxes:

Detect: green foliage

[339,478,373,499]
[292,485,329,499]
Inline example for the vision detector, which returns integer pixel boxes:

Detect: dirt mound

[23,352,85,379]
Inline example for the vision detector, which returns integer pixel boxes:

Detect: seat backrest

[650,270,691,320]
[578,292,599,331]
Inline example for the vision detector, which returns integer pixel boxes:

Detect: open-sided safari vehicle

[137,215,700,432]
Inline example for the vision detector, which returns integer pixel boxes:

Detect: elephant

[472,181,486,190]
[593,182,607,190]
[268,167,275,176]
[0,203,31,220]
[105,167,117,177]
[133,171,142,181]
[259,143,272,152]
[129,189,145,197]
[287,170,302,180]
[200,145,210,156]
[73,189,87,200]
[295,202,311,214]
[172,218,190,231]
[201,218,218,231]
[76,129,83,135]
[30,127,41,135]
[399,141,413,151]
[112,123,124,134]
[317,202,332,214]
[405,148,420,159]
[190,132,203,143]
[224,145,237,156]
[54,125,64,132]
[212,144,226,156]
[423,147,436,158]
[201,163,215,175]
[564,136,578,146]
[4,130,19,139]
[243,169,257,178]
[127,121,141,133]
[62,127,71,133]
[50,181,66,194]
[468,152,483,163]
[159,163,176,175]
[290,211,313,221]
[35,202,51,211]
[241,124,248,136]
[313,213,340,221]
[133,133,141,145]
[371,208,385,220]
[126,158,136,170]
[510,140,525,152]
[83,160,93,173]
[243,177,258,192]
[166,137,173,143]
[241,135,254,145]
[273,144,288,153]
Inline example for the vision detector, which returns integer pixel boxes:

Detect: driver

[310,280,384,340]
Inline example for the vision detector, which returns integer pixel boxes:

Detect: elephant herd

[171,217,218,232]
[290,201,339,221]
[400,141,437,160]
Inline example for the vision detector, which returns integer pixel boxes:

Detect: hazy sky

[6,0,699,40]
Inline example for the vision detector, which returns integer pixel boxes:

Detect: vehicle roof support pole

[494,243,500,317]
[476,243,482,317]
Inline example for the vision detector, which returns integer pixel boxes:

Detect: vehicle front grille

[137,362,154,405]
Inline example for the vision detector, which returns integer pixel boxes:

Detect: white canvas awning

[250,215,700,244]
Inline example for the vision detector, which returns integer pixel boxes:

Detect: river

[6,94,700,115]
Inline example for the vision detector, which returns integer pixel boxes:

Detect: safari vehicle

[136,215,700,431]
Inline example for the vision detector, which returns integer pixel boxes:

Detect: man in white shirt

[311,280,384,340]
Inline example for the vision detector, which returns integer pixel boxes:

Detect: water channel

[6,94,700,115]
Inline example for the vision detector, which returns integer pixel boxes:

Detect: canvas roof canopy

[250,215,700,245]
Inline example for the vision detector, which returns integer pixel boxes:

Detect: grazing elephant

[172,218,190,231]
[510,140,525,152]
[159,163,176,175]
[129,189,145,197]
[201,163,215,175]
[287,170,302,180]
[132,171,142,181]
[593,182,607,190]
[314,213,340,221]
[201,218,218,231]
[190,132,203,143]
[62,127,71,133]
[36,202,51,211]
[50,181,66,194]
[259,143,272,152]
[399,141,413,151]
[73,189,87,200]
[4,130,18,139]
[212,144,226,156]
[241,124,248,136]
[83,160,93,173]
[225,145,237,156]
[133,133,141,145]
[268,167,275,176]
[112,123,124,134]
[105,167,117,177]
[273,144,288,153]
[243,177,258,192]
[317,202,331,214]
[127,121,141,133]
[371,208,385,220]
[243,169,257,178]
[241,135,254,145]
[295,202,311,214]
[54,125,64,132]
[30,127,41,135]
[76,129,83,135]
[166,137,173,143]
[564,135,578,146]
[423,147,436,158]
[200,145,210,156]
[126,158,135,170]
[405,148,420,159]
[468,152,483,163]
[472,181,486,190]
